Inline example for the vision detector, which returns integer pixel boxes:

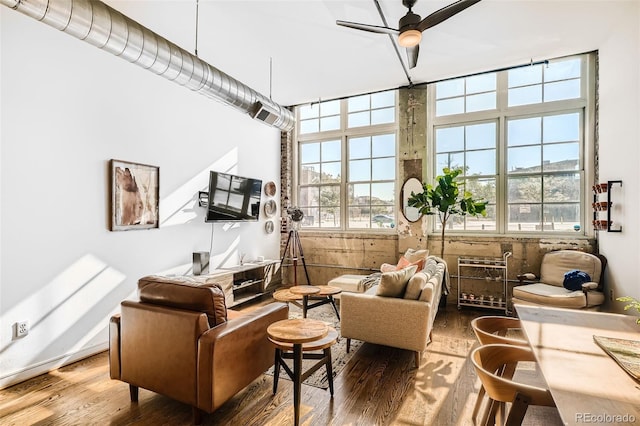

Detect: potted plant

[616,296,640,324]
[407,167,488,258]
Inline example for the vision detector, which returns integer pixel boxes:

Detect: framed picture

[110,159,159,231]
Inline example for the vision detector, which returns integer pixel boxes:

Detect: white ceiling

[107,0,630,107]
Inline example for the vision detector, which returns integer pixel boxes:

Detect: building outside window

[428,53,594,235]
[296,91,397,230]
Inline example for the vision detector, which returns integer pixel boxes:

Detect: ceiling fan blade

[336,20,399,36]
[406,45,419,69]
[417,0,482,32]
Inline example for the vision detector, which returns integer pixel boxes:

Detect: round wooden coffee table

[267,318,330,426]
[289,285,320,317]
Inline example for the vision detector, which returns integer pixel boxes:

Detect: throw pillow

[380,263,397,273]
[404,248,429,263]
[380,256,425,273]
[563,269,591,291]
[404,271,428,300]
[376,265,418,298]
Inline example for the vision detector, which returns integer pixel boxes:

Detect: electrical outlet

[610,289,615,302]
[16,321,29,338]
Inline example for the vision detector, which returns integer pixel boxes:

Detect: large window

[297,91,397,230]
[429,53,594,234]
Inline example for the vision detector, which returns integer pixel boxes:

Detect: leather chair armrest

[109,314,121,380]
[196,302,288,412]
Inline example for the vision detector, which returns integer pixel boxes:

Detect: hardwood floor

[0,305,563,425]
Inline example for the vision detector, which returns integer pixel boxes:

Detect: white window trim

[294,95,399,232]
[426,53,596,237]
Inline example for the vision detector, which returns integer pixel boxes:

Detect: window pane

[349,183,369,203]
[348,111,369,127]
[320,100,340,116]
[466,73,496,94]
[544,143,579,171]
[508,176,542,203]
[467,204,495,231]
[300,164,320,184]
[372,157,395,180]
[508,146,541,172]
[349,159,371,181]
[544,79,580,102]
[436,97,464,116]
[348,95,369,112]
[372,134,395,157]
[543,113,579,143]
[300,207,318,228]
[299,186,319,206]
[437,152,464,172]
[348,207,370,229]
[300,143,320,163]
[321,140,341,161]
[466,92,496,112]
[299,103,319,119]
[319,186,341,227]
[349,137,370,159]
[372,182,395,203]
[508,204,541,231]
[508,117,541,146]
[320,115,340,131]
[466,149,496,175]
[436,79,464,99]
[300,119,319,134]
[545,58,580,82]
[508,65,542,87]
[508,85,542,106]
[466,122,496,150]
[321,161,341,182]
[543,204,580,232]
[371,91,395,108]
[466,178,496,203]
[371,107,395,125]
[436,126,464,152]
[543,173,580,202]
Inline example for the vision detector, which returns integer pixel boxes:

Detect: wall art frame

[110,159,159,231]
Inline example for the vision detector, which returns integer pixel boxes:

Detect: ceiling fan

[337,0,482,69]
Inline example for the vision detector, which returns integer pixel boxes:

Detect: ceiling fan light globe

[398,29,421,47]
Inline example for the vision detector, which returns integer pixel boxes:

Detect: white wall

[0,8,282,387]
[596,2,640,313]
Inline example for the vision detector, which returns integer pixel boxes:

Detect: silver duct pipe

[2,0,295,131]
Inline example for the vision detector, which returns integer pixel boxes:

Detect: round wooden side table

[289,285,320,317]
[267,318,330,426]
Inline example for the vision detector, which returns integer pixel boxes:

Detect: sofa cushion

[376,265,418,298]
[540,250,601,288]
[512,282,604,309]
[138,278,227,327]
[404,271,427,300]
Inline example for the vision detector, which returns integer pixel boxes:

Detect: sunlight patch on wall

[0,254,125,374]
[160,148,238,227]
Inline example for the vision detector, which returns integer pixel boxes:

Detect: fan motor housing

[399,11,421,31]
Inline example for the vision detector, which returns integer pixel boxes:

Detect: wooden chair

[471,316,529,347]
[470,316,530,421]
[471,344,556,426]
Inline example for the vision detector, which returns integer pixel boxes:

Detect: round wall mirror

[402,177,423,223]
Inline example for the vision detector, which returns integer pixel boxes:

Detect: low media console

[208,260,281,307]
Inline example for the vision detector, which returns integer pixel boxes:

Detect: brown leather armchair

[109,278,288,424]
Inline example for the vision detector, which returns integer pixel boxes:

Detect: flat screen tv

[205,171,262,222]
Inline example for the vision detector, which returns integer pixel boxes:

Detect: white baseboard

[0,342,108,390]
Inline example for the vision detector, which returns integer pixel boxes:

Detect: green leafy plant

[407,167,488,258]
[616,296,640,324]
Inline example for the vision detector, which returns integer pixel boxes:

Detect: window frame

[294,93,399,232]
[427,53,596,237]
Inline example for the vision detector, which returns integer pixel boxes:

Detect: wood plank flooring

[0,305,563,425]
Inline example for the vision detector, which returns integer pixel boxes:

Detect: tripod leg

[294,231,311,285]
[280,230,293,266]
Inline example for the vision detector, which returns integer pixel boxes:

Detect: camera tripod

[280,228,310,286]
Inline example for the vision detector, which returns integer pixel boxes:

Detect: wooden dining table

[515,304,640,425]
